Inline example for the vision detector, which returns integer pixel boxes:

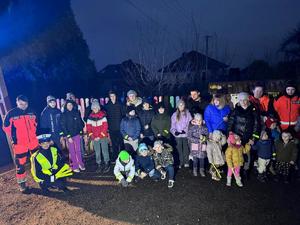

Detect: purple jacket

[170,110,192,138]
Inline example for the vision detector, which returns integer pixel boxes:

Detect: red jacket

[249,95,270,115]
[86,111,109,140]
[274,95,300,130]
[3,107,38,153]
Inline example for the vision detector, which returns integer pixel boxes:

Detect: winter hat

[37,128,52,143]
[156,102,165,110]
[119,150,130,161]
[126,105,135,114]
[91,100,100,110]
[237,92,249,101]
[265,117,277,129]
[142,97,152,105]
[16,95,28,103]
[66,92,75,100]
[153,140,163,149]
[127,90,137,97]
[227,132,236,145]
[193,113,202,121]
[176,99,185,108]
[46,95,56,103]
[285,80,297,89]
[138,143,148,153]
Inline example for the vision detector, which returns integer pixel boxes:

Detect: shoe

[212,173,220,181]
[184,164,189,168]
[161,171,167,180]
[235,176,243,187]
[168,180,174,188]
[257,173,266,183]
[61,187,71,194]
[193,168,198,177]
[19,182,30,194]
[79,165,86,171]
[96,164,103,173]
[73,169,80,173]
[178,165,182,169]
[103,163,110,173]
[199,169,206,177]
[226,176,232,186]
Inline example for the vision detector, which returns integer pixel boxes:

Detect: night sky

[71,0,300,70]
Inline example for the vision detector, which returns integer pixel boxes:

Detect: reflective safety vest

[30,147,58,182]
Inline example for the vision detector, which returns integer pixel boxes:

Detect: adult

[170,99,192,168]
[40,95,65,151]
[186,88,208,116]
[86,101,110,173]
[3,95,39,193]
[61,100,85,172]
[105,91,125,161]
[139,98,155,145]
[228,92,260,178]
[126,90,142,113]
[274,80,300,131]
[204,94,231,137]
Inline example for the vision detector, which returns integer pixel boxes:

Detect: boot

[19,182,30,194]
[235,176,243,187]
[212,172,220,181]
[193,167,198,177]
[226,176,232,186]
[243,170,249,181]
[257,173,265,183]
[199,168,206,177]
[103,163,111,173]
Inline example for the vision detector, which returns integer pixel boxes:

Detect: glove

[181,130,186,134]
[174,131,180,136]
[121,178,128,187]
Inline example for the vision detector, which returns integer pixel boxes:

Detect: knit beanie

[91,100,100,110]
[193,113,202,121]
[127,90,137,97]
[177,99,185,108]
[119,150,130,161]
[153,140,163,149]
[138,143,148,153]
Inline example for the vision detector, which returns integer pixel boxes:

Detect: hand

[157,133,161,137]
[181,130,186,134]
[223,116,228,122]
[248,139,254,145]
[140,172,147,179]
[144,124,149,130]
[68,138,73,143]
[140,134,144,139]
[290,161,295,165]
[174,131,180,136]
[120,178,128,187]
[128,137,133,141]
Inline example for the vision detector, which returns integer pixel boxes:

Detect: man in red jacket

[3,95,39,193]
[274,80,300,131]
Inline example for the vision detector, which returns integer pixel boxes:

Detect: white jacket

[114,156,135,182]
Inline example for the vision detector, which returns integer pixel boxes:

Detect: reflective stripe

[34,147,58,180]
[30,152,43,182]
[280,121,297,125]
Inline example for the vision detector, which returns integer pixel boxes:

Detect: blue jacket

[252,139,274,159]
[204,104,231,133]
[120,115,141,140]
[135,155,155,173]
[40,106,63,137]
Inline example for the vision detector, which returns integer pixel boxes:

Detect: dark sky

[71,0,300,70]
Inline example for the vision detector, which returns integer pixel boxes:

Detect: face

[143,102,150,110]
[48,100,56,108]
[282,132,291,143]
[194,117,203,126]
[154,145,162,153]
[239,99,249,109]
[234,134,241,144]
[66,102,73,111]
[178,103,185,112]
[158,107,165,114]
[109,94,116,103]
[213,98,220,107]
[16,100,28,110]
[39,141,51,149]
[140,150,148,157]
[253,87,263,99]
[190,91,200,101]
[92,107,99,113]
[128,94,136,101]
[122,159,129,164]
[286,87,296,96]
[129,110,135,116]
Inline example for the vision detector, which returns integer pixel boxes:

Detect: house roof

[159,50,229,73]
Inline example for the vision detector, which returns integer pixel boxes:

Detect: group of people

[2,80,300,194]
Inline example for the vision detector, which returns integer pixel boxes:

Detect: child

[187,113,208,177]
[274,130,298,183]
[135,143,160,181]
[252,130,275,182]
[31,132,72,195]
[206,130,226,181]
[265,117,281,141]
[225,132,251,187]
[86,100,110,173]
[114,150,135,187]
[151,140,175,188]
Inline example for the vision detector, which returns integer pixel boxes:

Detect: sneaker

[96,164,103,173]
[168,180,174,188]
[184,164,189,168]
[226,176,232,186]
[79,165,86,171]
[161,171,167,180]
[199,169,206,177]
[73,169,80,173]
[212,174,220,181]
[193,169,198,177]
[236,177,243,187]
[61,187,71,194]
[19,182,30,194]
[103,164,110,173]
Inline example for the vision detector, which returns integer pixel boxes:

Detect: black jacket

[40,106,63,137]
[187,98,208,116]
[139,109,155,137]
[61,101,84,138]
[228,104,260,145]
[105,101,125,131]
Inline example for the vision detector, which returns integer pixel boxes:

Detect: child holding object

[114,151,135,187]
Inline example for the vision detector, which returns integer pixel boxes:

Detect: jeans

[193,157,205,170]
[175,137,189,166]
[164,165,175,180]
[93,138,110,165]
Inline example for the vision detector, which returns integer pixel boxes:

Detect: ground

[1,161,300,225]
